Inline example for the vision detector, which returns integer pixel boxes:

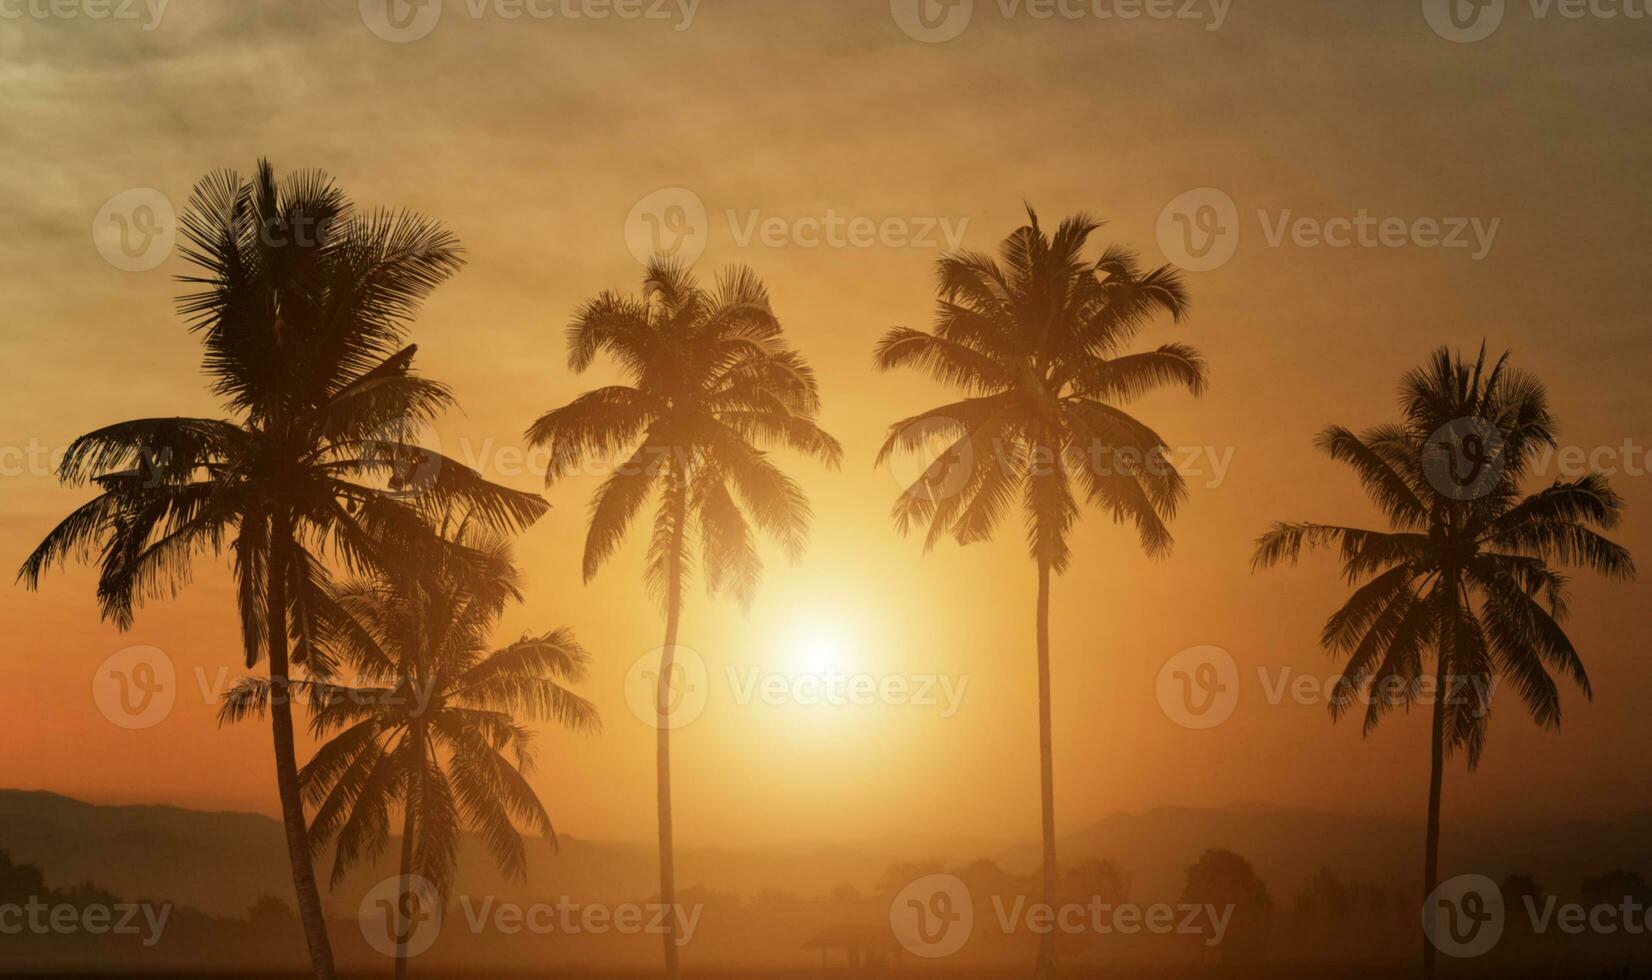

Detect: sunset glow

[3,3,1650,978]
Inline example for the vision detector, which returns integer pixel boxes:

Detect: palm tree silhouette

[16,162,547,979]
[525,258,842,979]
[221,517,597,979]
[1252,345,1634,980]
[874,208,1203,976]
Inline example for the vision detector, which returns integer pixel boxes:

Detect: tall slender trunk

[395,721,424,980]
[1422,650,1448,980]
[1422,558,1457,980]
[394,793,416,978]
[267,511,338,979]
[656,490,689,980]
[1033,559,1058,978]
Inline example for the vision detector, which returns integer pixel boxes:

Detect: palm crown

[874,208,1205,570]
[1253,346,1634,762]
[526,259,844,604]
[18,161,546,669]
[222,522,598,893]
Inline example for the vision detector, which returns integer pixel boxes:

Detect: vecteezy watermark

[0,0,169,31]
[0,438,67,478]
[359,0,700,43]
[1156,188,1501,271]
[92,188,176,272]
[360,876,443,959]
[1423,421,1652,496]
[622,187,969,267]
[884,419,1239,502]
[888,874,1232,959]
[624,645,710,729]
[0,899,171,946]
[456,897,701,946]
[357,876,702,960]
[1424,874,1505,958]
[92,645,176,730]
[726,209,969,252]
[1155,646,1499,730]
[1422,417,1507,501]
[1155,188,1241,273]
[1156,645,1240,730]
[1527,438,1652,480]
[1425,872,1652,958]
[725,665,970,719]
[625,187,709,266]
[890,0,1232,43]
[621,647,969,727]
[890,875,975,958]
[91,185,346,274]
[1423,0,1651,43]
[95,651,460,729]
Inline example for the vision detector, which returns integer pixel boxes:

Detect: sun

[786,617,860,677]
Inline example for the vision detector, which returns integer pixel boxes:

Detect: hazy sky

[2,0,1649,852]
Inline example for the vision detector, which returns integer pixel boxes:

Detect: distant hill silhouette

[1014,804,1417,901]
[0,789,290,911]
[4,790,1647,916]
[1004,803,1652,904]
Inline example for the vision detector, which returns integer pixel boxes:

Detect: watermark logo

[92,188,175,272]
[0,0,169,30]
[0,899,171,946]
[625,191,966,264]
[890,874,973,958]
[1156,645,1238,730]
[725,665,969,718]
[891,0,975,42]
[885,415,977,503]
[361,0,699,41]
[1156,650,1497,728]
[726,209,968,251]
[625,187,708,268]
[1423,0,1506,42]
[625,644,708,729]
[360,875,443,959]
[362,419,446,499]
[92,645,176,729]
[1422,417,1506,501]
[886,431,1237,502]
[1158,188,1500,270]
[1424,873,1504,958]
[893,0,1230,41]
[360,0,443,42]
[456,897,701,944]
[1156,187,1240,273]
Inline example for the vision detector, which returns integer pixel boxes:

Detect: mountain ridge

[4,789,1646,917]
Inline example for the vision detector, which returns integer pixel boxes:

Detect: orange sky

[2,0,1649,851]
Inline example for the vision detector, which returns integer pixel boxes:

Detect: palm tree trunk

[1422,651,1447,980]
[656,490,689,980]
[1034,558,1058,978]
[1421,562,1457,980]
[395,721,424,980]
[267,511,338,979]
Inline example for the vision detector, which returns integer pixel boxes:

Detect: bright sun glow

[787,619,859,677]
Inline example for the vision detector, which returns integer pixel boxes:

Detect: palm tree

[1251,345,1634,979]
[525,259,842,978]
[874,208,1203,976]
[16,162,547,979]
[221,519,598,979]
